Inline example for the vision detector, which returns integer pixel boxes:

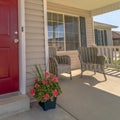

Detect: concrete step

[0,93,30,119]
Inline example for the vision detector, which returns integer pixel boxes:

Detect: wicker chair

[78,47,107,80]
[49,47,72,80]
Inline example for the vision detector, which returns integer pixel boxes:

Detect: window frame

[47,11,81,51]
[94,29,108,46]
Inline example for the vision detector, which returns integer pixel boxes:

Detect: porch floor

[1,69,120,120]
[58,69,120,120]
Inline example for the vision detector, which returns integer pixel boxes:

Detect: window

[94,29,108,46]
[47,12,80,51]
[48,13,64,51]
[80,17,87,47]
[65,15,79,50]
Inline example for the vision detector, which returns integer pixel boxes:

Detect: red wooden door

[0,0,19,94]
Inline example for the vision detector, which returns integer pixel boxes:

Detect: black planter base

[39,97,57,111]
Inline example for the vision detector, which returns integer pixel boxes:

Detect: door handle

[14,39,19,43]
[14,31,18,35]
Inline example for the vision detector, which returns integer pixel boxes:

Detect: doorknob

[14,38,19,43]
[14,31,18,35]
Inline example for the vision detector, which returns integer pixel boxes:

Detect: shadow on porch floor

[57,69,120,120]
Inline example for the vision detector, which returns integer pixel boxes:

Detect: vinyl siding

[86,16,95,46]
[25,0,45,92]
[106,30,113,45]
[48,2,94,69]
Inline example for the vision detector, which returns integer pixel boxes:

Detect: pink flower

[52,76,59,82]
[34,77,38,83]
[30,88,35,97]
[43,94,50,101]
[42,79,48,85]
[45,72,50,77]
[52,89,59,97]
[34,83,40,89]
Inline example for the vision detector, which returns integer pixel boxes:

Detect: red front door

[0,0,19,94]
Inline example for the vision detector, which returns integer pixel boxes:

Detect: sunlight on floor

[62,69,120,97]
[61,69,81,77]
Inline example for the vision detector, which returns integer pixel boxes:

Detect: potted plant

[30,65,62,111]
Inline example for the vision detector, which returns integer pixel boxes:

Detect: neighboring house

[0,0,120,118]
[112,31,120,46]
[94,22,117,46]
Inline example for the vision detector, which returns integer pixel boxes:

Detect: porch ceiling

[47,0,120,15]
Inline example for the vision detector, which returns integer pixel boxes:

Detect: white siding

[25,0,45,92]
[86,17,95,46]
[107,30,113,45]
[48,2,90,17]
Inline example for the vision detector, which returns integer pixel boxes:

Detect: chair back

[78,47,98,63]
[49,47,56,57]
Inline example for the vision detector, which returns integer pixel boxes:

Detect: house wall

[25,0,45,93]
[48,2,94,69]
[106,30,113,45]
[113,39,120,45]
[47,2,94,47]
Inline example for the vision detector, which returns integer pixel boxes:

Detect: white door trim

[18,0,26,94]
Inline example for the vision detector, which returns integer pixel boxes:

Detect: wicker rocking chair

[49,47,72,80]
[78,47,107,80]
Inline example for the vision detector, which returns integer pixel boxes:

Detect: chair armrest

[49,57,58,76]
[55,55,71,65]
[96,56,105,65]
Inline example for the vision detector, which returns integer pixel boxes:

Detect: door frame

[18,0,26,94]
[18,0,48,95]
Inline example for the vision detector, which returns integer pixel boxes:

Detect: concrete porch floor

[62,68,120,97]
[0,103,76,120]
[58,69,120,120]
[1,69,120,120]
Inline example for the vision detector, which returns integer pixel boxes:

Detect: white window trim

[78,17,81,47]
[47,10,79,17]
[47,11,81,51]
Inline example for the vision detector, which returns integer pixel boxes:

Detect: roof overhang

[47,0,120,16]
[94,22,118,29]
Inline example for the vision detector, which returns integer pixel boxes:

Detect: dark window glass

[94,29,98,45]
[65,15,79,50]
[53,13,57,21]
[101,30,104,45]
[94,29,108,46]
[58,14,63,22]
[97,30,101,45]
[48,22,53,31]
[80,17,87,47]
[104,30,108,46]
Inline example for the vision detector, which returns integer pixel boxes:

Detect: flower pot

[39,97,57,111]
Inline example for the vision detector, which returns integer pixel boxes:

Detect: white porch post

[18,0,26,94]
[44,0,49,71]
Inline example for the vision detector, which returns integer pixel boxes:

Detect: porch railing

[97,46,120,68]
